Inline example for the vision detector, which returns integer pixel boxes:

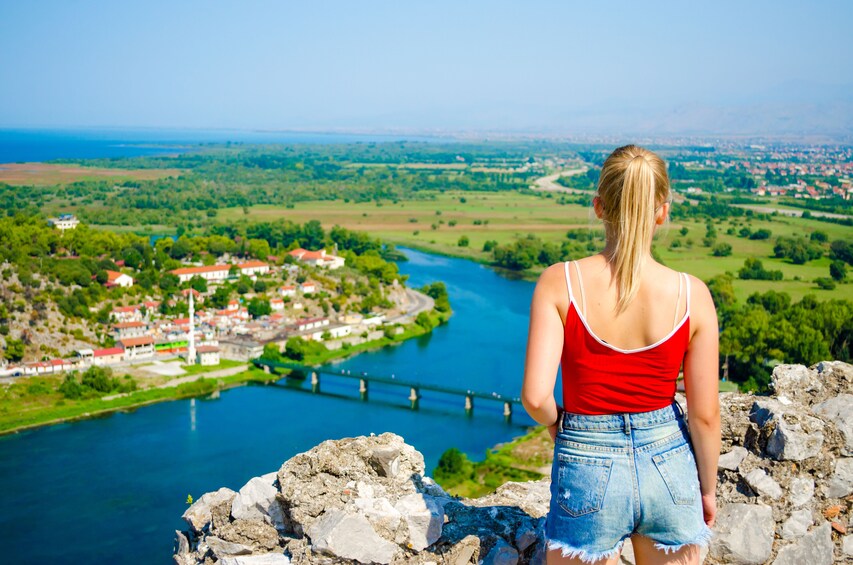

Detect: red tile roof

[94,347,124,357]
[119,336,155,348]
[170,265,230,276]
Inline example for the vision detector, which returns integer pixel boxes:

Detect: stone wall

[173,361,852,564]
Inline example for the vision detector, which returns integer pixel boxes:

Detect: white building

[170,265,231,284]
[119,336,155,360]
[288,248,345,269]
[48,214,80,231]
[270,298,285,311]
[238,261,270,277]
[106,270,134,288]
[299,281,317,294]
[195,345,220,366]
[279,285,296,297]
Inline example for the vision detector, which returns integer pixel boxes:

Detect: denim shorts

[545,401,713,563]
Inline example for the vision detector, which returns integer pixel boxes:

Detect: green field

[218,190,852,303]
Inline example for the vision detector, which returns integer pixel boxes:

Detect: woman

[521,145,721,565]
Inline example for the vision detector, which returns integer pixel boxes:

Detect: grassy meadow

[218,190,852,303]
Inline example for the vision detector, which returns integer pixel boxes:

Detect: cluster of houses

[0,244,403,378]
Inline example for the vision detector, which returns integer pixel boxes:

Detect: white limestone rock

[780,508,812,540]
[231,473,285,530]
[709,503,775,565]
[743,468,783,500]
[307,508,398,564]
[812,394,853,456]
[771,522,834,565]
[182,487,237,534]
[718,446,748,471]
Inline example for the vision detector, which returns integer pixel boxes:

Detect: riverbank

[0,308,450,436]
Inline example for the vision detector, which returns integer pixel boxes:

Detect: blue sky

[1,0,851,134]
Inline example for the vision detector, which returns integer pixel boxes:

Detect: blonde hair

[596,144,671,314]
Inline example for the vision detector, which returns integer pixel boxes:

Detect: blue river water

[0,246,561,564]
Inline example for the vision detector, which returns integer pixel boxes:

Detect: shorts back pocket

[556,452,613,517]
[652,442,699,505]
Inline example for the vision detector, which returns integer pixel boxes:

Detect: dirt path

[102,364,249,401]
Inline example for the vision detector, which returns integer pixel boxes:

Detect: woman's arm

[521,264,565,436]
[682,275,721,525]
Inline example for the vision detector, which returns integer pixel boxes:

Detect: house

[92,347,125,366]
[105,270,134,288]
[294,317,330,332]
[325,323,352,339]
[195,345,221,366]
[238,260,270,277]
[170,265,231,284]
[280,285,296,297]
[119,336,155,360]
[288,248,345,269]
[111,305,142,323]
[181,288,202,302]
[112,321,147,340]
[226,300,240,312]
[299,281,317,294]
[270,298,284,311]
[48,214,80,231]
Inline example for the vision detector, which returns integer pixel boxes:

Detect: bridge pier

[465,394,473,414]
[263,364,270,374]
[311,371,320,393]
[359,378,368,400]
[503,401,512,421]
[409,387,420,410]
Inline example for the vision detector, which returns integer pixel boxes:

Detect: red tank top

[560,261,690,415]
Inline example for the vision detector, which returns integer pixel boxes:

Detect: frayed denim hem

[545,536,626,564]
[652,523,714,554]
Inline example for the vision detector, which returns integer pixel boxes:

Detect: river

[0,246,558,564]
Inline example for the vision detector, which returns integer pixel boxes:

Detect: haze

[1,0,851,136]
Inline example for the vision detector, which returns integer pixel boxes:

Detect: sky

[1,0,851,136]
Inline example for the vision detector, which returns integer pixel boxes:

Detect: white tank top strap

[684,272,692,315]
[673,272,683,329]
[563,261,574,303]
[573,261,587,317]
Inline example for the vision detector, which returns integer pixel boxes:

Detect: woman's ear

[592,196,604,219]
[655,202,670,225]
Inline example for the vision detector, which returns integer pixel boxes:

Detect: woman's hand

[701,492,717,527]
[548,422,559,443]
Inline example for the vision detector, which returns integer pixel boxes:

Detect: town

[0,216,438,379]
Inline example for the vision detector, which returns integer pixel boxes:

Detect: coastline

[0,308,451,436]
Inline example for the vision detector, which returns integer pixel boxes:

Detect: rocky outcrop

[174,361,852,564]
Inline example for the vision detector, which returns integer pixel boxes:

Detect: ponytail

[596,145,670,314]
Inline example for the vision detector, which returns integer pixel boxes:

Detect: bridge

[252,358,522,419]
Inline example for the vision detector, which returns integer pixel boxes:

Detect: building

[91,347,125,366]
[238,260,270,277]
[294,317,329,332]
[181,288,202,302]
[288,248,345,269]
[170,265,231,284]
[299,281,317,294]
[280,285,296,297]
[111,305,142,323]
[48,214,80,231]
[105,270,134,288]
[112,321,147,340]
[119,336,155,360]
[195,345,220,366]
[218,337,264,362]
[270,298,284,311]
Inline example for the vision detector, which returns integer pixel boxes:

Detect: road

[530,168,591,194]
[731,204,849,220]
[387,288,435,324]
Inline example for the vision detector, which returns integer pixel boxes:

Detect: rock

[788,476,815,508]
[369,445,402,478]
[174,530,190,555]
[206,536,253,558]
[780,508,812,539]
[480,538,518,565]
[709,503,775,565]
[354,496,402,536]
[813,394,853,456]
[743,468,783,499]
[718,446,748,471]
[771,522,834,565]
[444,534,480,565]
[231,473,284,530]
[770,364,822,398]
[182,487,236,534]
[307,508,398,564]
[219,555,291,565]
[216,519,280,553]
[843,535,853,557]
[825,457,853,498]
[750,399,825,460]
[393,493,443,551]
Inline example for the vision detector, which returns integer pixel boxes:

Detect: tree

[712,243,732,257]
[247,297,271,319]
[457,235,469,247]
[830,261,847,282]
[209,285,231,309]
[262,342,282,361]
[2,338,25,362]
[189,275,208,293]
[159,273,180,292]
